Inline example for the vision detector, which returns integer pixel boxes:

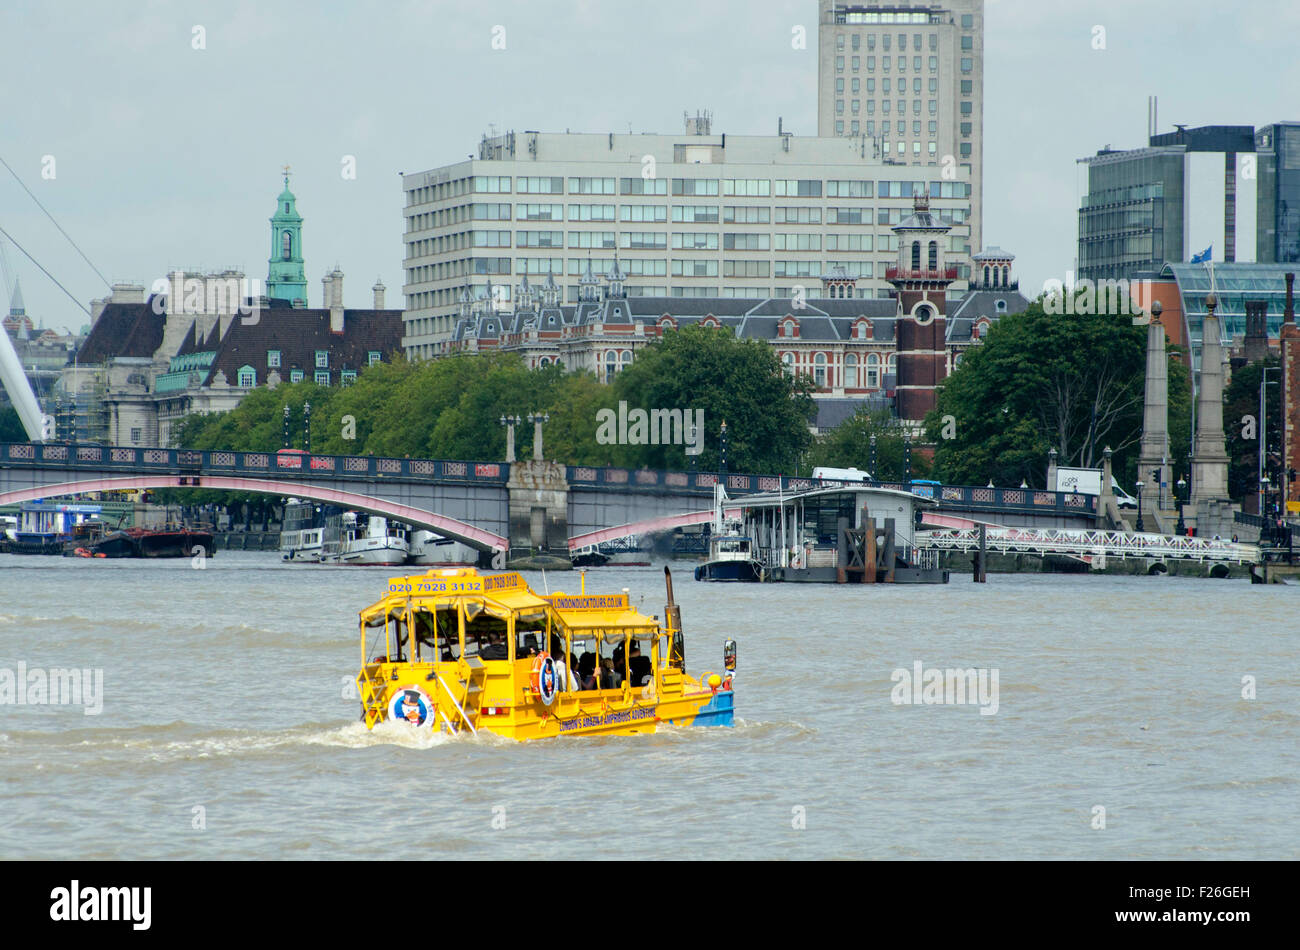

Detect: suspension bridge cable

[0,224,92,317]
[0,152,112,290]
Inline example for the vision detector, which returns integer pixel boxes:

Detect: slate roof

[75,299,166,363]
[175,298,403,384]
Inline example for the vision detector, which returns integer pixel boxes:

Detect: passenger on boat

[599,656,621,689]
[577,652,597,690]
[628,640,652,687]
[550,636,576,692]
[480,629,509,660]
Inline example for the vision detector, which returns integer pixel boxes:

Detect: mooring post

[863,516,877,584]
[975,523,987,583]
[836,516,849,584]
[883,517,896,584]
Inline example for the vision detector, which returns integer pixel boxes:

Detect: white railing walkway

[916,527,1262,565]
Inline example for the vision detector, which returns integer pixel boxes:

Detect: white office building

[816,1,983,254]
[401,124,973,358]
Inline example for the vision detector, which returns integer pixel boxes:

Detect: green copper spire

[267,166,306,305]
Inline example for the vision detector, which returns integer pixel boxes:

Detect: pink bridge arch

[0,475,507,553]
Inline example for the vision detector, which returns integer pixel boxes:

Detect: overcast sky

[3,0,1298,331]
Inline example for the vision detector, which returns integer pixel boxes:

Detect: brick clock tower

[888,194,956,421]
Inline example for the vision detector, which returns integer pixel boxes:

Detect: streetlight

[499,414,520,463]
[719,419,728,473]
[869,432,877,477]
[282,405,291,450]
[1135,479,1145,533]
[1261,476,1272,544]
[1175,477,1187,536]
[526,412,549,462]
[1260,366,1279,516]
[303,401,311,453]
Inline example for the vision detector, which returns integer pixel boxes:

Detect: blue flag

[1190,245,1212,263]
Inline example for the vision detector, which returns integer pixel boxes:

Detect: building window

[845,353,858,388]
[961,14,973,28]
[290,369,304,383]
[315,350,328,368]
[267,350,281,368]
[315,371,330,386]
[962,35,973,50]
[368,351,381,366]
[961,57,972,72]
[814,353,827,388]
[341,370,357,386]
[281,231,291,260]
[237,366,256,388]
[782,352,794,375]
[867,354,879,388]
[130,428,142,444]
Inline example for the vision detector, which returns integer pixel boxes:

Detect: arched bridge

[1,441,1103,554]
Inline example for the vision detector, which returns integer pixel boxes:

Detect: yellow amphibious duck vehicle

[355,567,736,739]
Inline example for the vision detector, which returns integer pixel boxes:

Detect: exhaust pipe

[664,566,685,672]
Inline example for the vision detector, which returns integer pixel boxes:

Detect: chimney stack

[321,274,332,310]
[372,277,386,310]
[329,268,344,334]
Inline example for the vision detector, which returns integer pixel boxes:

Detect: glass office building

[1256,122,1300,264]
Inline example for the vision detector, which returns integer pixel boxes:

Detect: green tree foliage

[170,330,817,475]
[924,301,1190,488]
[806,407,930,481]
[0,405,27,442]
[1224,356,1282,501]
[607,325,816,473]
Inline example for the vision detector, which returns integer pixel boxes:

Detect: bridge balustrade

[2,442,1095,517]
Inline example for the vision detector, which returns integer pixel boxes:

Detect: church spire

[267,166,307,306]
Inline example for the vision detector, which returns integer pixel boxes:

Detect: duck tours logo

[388,685,433,726]
[890,661,999,716]
[0,663,103,715]
[595,402,704,455]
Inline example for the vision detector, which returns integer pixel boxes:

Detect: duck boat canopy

[355,567,735,740]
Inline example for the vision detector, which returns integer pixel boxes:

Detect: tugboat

[693,485,763,582]
[354,566,736,739]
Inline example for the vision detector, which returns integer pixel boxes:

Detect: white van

[812,466,873,483]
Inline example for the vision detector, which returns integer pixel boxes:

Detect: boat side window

[387,609,409,662]
[413,606,459,662]
[465,612,509,660]
[574,637,597,690]
[516,610,548,659]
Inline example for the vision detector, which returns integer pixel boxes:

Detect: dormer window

[783,319,796,338]
[267,349,281,368]
[315,350,328,369]
[368,351,381,366]
[995,300,1007,313]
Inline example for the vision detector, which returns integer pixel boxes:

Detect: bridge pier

[506,460,569,556]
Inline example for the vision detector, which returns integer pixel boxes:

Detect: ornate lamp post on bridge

[1135,479,1145,533]
[526,412,549,461]
[499,414,521,463]
[303,401,311,453]
[1175,476,1187,536]
[283,405,291,450]
[719,419,729,474]
[869,432,878,477]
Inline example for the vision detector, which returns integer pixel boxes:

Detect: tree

[0,406,27,442]
[806,407,929,481]
[924,300,1187,487]
[1224,356,1282,503]
[608,325,816,473]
